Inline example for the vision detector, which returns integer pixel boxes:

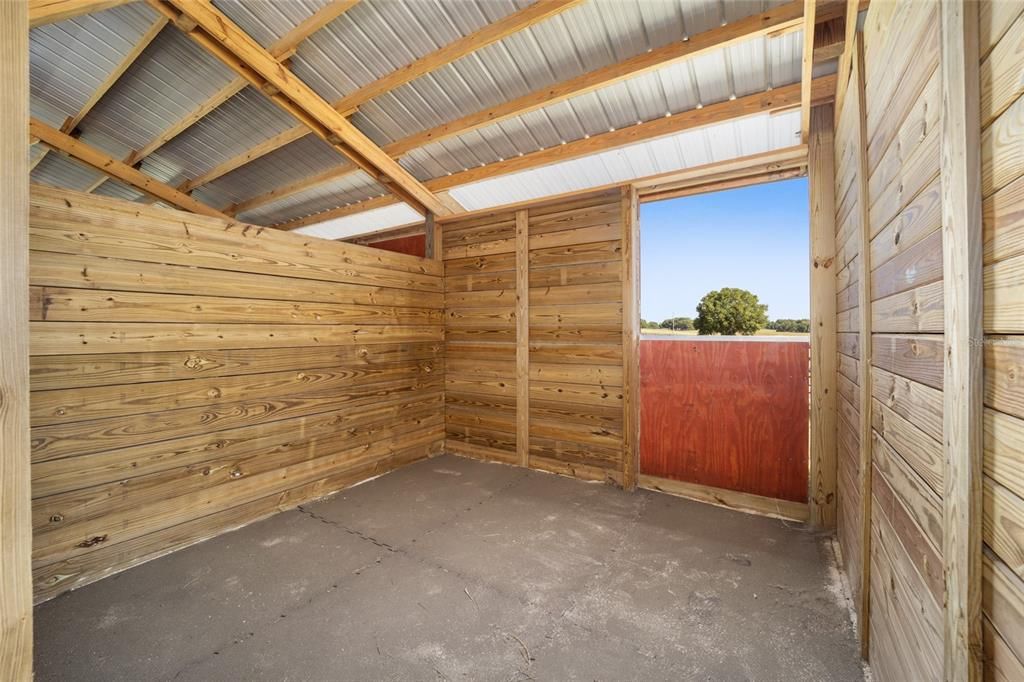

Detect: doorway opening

[637,178,812,519]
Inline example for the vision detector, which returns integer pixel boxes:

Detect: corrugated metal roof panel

[29,2,160,128]
[93,178,147,202]
[143,86,300,189]
[447,109,801,211]
[196,133,346,209]
[31,151,105,191]
[293,202,422,241]
[79,28,236,156]
[212,0,334,49]
[238,170,386,226]
[290,0,527,105]
[395,29,800,181]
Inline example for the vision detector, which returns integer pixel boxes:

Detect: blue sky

[639,178,810,322]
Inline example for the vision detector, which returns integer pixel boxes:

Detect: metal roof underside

[28,0,818,239]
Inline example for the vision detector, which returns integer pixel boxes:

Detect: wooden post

[939,0,983,679]
[515,209,530,468]
[424,212,438,260]
[851,34,874,658]
[808,104,838,529]
[0,0,33,678]
[621,186,640,490]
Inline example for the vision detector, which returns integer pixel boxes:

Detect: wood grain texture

[810,104,839,528]
[982,0,1024,675]
[443,189,628,481]
[1,1,32,676]
[28,188,443,602]
[940,1,984,677]
[639,339,809,503]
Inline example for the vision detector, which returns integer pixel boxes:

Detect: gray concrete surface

[35,454,865,681]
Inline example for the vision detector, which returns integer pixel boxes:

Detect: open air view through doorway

[639,179,813,520]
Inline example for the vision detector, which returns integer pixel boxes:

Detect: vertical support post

[424,211,439,260]
[939,0,983,679]
[851,34,874,658]
[808,104,838,529]
[621,186,640,491]
[0,0,33,678]
[515,209,530,468]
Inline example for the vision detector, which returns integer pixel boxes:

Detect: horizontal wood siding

[833,31,865,620]
[981,1,1024,674]
[860,2,945,677]
[28,186,445,602]
[443,190,628,483]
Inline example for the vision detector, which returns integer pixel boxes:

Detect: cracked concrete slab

[34,455,864,681]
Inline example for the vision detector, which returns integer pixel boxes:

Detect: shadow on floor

[34,454,864,681]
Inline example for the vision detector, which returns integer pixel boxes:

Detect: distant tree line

[765,318,811,333]
[643,288,810,335]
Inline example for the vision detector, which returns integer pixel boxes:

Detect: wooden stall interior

[0,0,1011,679]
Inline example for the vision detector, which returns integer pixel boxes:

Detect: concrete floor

[35,454,864,681]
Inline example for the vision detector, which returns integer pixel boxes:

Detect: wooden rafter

[88,0,359,195]
[61,15,167,135]
[800,0,817,142]
[153,0,446,216]
[278,75,835,230]
[29,0,132,27]
[30,118,229,219]
[227,0,812,218]
[185,0,583,198]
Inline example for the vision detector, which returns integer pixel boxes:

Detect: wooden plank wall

[980,2,1024,677]
[834,1,949,677]
[832,27,865,623]
[443,189,630,484]
[27,186,445,602]
[860,2,945,678]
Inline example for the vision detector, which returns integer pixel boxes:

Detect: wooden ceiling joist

[86,0,359,196]
[227,0,812,219]
[636,145,808,201]
[152,0,446,216]
[181,0,581,198]
[28,0,133,27]
[277,74,835,230]
[30,118,229,219]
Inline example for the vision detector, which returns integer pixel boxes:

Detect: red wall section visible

[640,339,809,502]
[367,234,426,258]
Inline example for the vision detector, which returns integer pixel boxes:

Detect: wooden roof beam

[153,0,446,216]
[277,74,835,230]
[29,0,133,27]
[30,118,229,219]
[86,0,359,197]
[183,0,583,196]
[227,0,812,218]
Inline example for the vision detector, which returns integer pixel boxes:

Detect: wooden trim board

[1,1,33,677]
[638,475,810,523]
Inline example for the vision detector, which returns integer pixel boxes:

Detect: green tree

[640,319,661,329]
[659,316,693,330]
[694,288,768,336]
